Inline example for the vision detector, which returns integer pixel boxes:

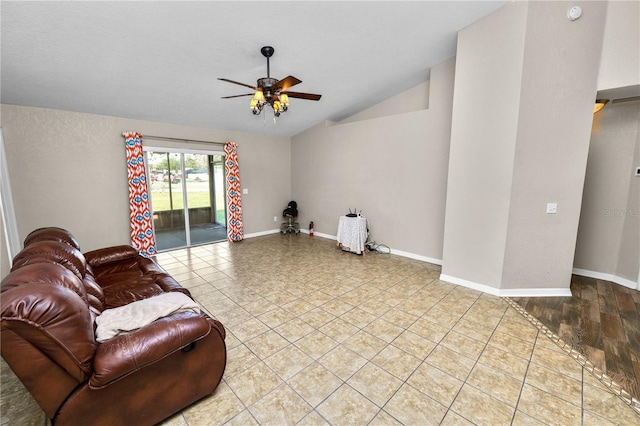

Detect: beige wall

[598,0,640,92]
[570,0,640,289]
[290,57,455,261]
[1,1,636,292]
[442,1,607,294]
[619,130,639,283]
[441,1,528,288]
[574,101,640,285]
[340,81,430,124]
[501,0,608,290]
[1,105,290,252]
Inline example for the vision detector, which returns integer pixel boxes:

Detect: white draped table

[336,215,367,255]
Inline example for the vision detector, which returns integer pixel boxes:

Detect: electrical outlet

[273,216,278,222]
[546,202,558,214]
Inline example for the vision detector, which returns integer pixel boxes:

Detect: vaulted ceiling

[1,1,508,137]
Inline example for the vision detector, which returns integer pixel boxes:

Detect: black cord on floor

[366,240,391,254]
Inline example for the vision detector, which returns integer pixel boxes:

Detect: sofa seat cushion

[98,272,168,308]
[85,245,191,309]
[90,311,212,389]
[95,292,201,342]
[101,273,189,307]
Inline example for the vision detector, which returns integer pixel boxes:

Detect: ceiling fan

[219,46,322,117]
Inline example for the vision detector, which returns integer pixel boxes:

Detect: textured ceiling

[1,1,508,137]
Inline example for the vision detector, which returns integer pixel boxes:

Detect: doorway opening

[144,148,226,251]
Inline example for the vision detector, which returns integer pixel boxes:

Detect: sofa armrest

[210,318,226,340]
[84,245,140,268]
[89,311,212,389]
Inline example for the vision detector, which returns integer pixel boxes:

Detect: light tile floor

[1,234,638,425]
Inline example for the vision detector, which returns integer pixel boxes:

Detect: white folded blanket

[95,292,201,343]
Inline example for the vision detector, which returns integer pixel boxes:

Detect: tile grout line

[509,319,539,425]
[157,240,637,424]
[505,297,640,417]
[461,297,526,425]
[582,365,585,426]
[214,270,408,425]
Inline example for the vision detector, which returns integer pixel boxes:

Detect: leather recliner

[1,227,227,425]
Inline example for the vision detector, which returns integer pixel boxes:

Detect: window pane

[148,151,187,250]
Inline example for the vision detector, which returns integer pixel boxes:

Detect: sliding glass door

[185,153,227,246]
[145,149,226,251]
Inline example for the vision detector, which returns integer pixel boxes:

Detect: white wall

[291,57,455,262]
[1,104,291,252]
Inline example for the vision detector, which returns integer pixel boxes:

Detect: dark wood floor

[512,275,640,401]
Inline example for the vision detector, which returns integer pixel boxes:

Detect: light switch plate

[242,188,248,194]
[546,203,558,214]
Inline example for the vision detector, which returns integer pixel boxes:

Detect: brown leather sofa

[1,227,227,425]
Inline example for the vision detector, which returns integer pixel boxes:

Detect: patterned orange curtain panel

[124,131,157,256]
[224,141,244,242]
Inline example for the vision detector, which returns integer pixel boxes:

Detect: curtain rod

[142,135,227,146]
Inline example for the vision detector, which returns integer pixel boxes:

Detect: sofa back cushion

[2,263,89,304]
[82,270,106,314]
[23,227,81,250]
[12,241,87,280]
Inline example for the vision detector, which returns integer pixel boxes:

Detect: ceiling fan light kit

[219,46,321,119]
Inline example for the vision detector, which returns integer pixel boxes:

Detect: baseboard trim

[299,229,337,240]
[572,268,638,290]
[314,232,337,240]
[439,274,501,296]
[390,248,442,265]
[246,229,337,240]
[309,232,441,264]
[439,274,572,298]
[244,229,281,239]
[498,287,573,297]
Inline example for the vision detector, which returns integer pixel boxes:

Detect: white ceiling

[1,1,508,137]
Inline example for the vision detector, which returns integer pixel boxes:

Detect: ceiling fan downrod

[257,46,278,114]
[261,46,274,79]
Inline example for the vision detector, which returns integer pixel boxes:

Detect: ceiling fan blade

[273,75,302,92]
[283,91,322,101]
[218,78,257,90]
[221,93,255,99]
